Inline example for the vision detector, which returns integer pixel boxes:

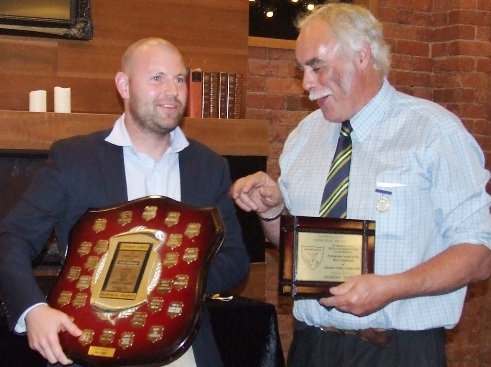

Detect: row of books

[185,69,243,119]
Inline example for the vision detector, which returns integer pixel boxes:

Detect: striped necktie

[319,120,353,218]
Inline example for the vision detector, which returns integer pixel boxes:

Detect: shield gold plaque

[47,196,224,366]
[279,216,375,299]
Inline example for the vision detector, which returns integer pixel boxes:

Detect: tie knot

[340,120,352,137]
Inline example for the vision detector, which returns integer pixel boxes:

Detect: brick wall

[246,1,491,365]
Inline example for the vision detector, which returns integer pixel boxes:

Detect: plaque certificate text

[100,242,152,300]
[279,216,375,298]
[297,232,363,283]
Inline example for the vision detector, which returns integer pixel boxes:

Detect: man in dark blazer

[0,37,249,367]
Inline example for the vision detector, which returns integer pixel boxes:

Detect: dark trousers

[287,320,446,367]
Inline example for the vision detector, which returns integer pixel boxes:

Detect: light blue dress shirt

[105,114,197,366]
[279,79,491,330]
[105,114,189,202]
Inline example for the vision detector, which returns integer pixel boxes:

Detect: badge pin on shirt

[375,188,391,212]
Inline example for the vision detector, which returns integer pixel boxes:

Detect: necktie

[319,120,353,218]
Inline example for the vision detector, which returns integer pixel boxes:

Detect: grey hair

[296,3,391,77]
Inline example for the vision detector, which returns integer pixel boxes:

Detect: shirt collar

[105,113,190,153]
[349,78,395,141]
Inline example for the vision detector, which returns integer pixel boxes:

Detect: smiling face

[116,40,188,136]
[295,18,365,123]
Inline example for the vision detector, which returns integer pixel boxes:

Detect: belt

[320,326,392,348]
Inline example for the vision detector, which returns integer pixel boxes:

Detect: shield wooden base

[47,196,224,367]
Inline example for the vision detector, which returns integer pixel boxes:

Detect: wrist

[258,203,285,222]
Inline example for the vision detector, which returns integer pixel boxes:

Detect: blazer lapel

[95,137,128,205]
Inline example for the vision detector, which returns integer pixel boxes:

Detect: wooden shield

[47,196,224,366]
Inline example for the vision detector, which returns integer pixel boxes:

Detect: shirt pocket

[373,172,433,269]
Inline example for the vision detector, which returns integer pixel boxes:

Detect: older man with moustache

[230,3,491,367]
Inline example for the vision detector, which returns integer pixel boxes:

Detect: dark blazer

[0,129,250,367]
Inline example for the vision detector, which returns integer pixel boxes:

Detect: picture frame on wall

[0,0,93,40]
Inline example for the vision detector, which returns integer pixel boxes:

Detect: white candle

[54,86,71,113]
[29,90,47,112]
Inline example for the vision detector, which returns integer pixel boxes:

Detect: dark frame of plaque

[0,0,93,40]
[279,216,375,299]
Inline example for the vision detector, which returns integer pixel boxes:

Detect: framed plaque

[47,196,224,366]
[279,216,375,299]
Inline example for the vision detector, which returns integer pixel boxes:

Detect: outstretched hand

[26,304,82,365]
[229,171,284,215]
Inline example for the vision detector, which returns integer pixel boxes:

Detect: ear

[115,71,129,100]
[357,43,372,70]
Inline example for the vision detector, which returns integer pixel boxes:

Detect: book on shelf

[185,68,203,118]
[190,69,243,119]
[227,73,236,119]
[218,72,228,119]
[209,71,219,118]
[233,73,243,119]
[201,71,211,118]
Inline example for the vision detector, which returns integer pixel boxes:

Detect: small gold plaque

[94,240,109,254]
[99,329,116,345]
[79,329,95,346]
[149,297,164,313]
[280,216,375,298]
[157,278,173,293]
[118,210,133,226]
[147,326,164,343]
[167,301,183,318]
[76,275,91,291]
[166,234,182,249]
[182,248,199,263]
[57,291,72,307]
[66,266,81,281]
[173,275,189,291]
[84,255,99,271]
[163,252,179,268]
[164,212,180,227]
[118,332,135,349]
[93,219,107,233]
[142,206,158,221]
[72,293,87,308]
[77,242,92,256]
[184,223,201,239]
[88,346,116,358]
[131,312,147,328]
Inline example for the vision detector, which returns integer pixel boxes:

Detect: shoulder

[285,109,333,148]
[181,138,226,163]
[392,90,463,131]
[49,129,120,167]
[51,129,112,152]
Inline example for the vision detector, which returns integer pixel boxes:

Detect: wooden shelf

[0,110,269,156]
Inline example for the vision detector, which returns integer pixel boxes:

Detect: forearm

[257,203,285,246]
[387,243,491,301]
